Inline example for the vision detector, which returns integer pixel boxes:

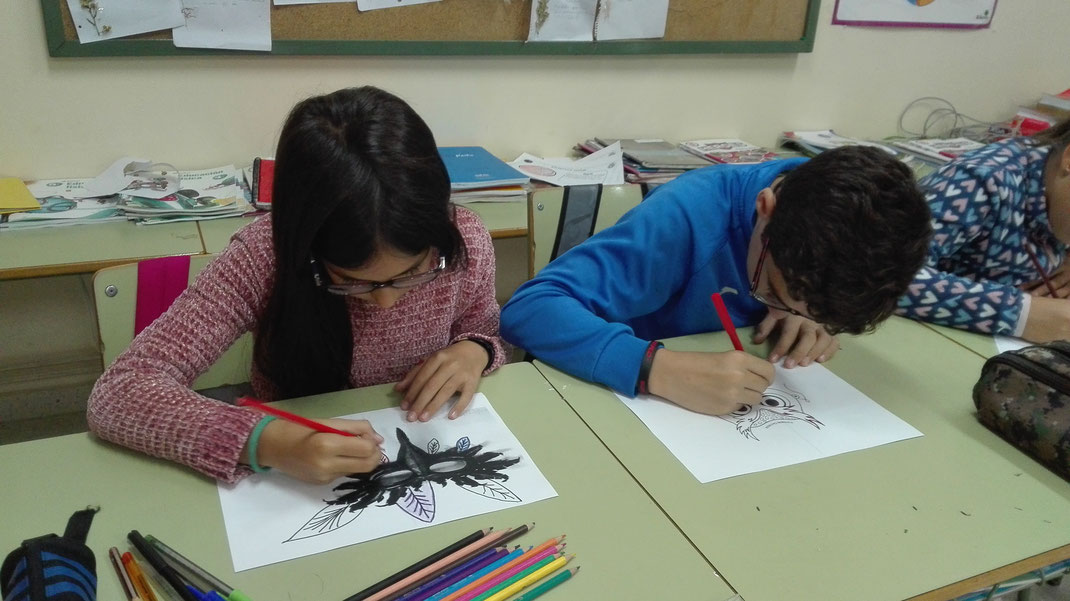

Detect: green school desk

[533,316,1070,601]
[197,203,528,254]
[919,322,1002,359]
[0,362,733,601]
[0,220,203,280]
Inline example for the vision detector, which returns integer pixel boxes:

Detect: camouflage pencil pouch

[973,341,1070,481]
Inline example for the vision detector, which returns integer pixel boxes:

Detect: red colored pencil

[237,397,355,437]
[711,293,744,351]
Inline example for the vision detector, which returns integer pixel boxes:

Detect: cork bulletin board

[42,0,821,57]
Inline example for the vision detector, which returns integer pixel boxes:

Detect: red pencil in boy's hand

[238,397,356,437]
[711,293,744,352]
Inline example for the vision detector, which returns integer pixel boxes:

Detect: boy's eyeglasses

[312,255,446,295]
[749,237,807,318]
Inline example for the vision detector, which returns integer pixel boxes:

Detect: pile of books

[891,137,985,164]
[2,178,125,230]
[120,165,250,225]
[439,146,531,203]
[576,137,788,186]
[778,130,900,157]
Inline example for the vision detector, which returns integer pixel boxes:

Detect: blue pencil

[424,547,527,601]
[396,548,505,601]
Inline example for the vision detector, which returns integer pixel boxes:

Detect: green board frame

[42,0,821,57]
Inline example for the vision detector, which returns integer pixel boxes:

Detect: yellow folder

[0,178,41,215]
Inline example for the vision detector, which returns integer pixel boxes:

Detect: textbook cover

[596,138,711,170]
[438,146,529,191]
[679,139,781,165]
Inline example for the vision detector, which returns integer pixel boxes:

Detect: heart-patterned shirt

[896,138,1062,335]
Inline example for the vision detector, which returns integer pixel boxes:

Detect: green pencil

[511,567,579,601]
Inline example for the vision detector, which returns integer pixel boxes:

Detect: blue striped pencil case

[1,508,98,601]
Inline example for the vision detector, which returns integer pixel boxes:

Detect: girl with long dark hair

[88,87,506,484]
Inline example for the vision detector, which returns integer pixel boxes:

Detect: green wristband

[247,416,277,473]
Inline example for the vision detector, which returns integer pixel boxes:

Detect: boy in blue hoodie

[501,146,932,416]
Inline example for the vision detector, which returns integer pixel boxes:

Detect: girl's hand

[394,340,489,422]
[752,313,839,368]
[1022,263,1070,298]
[247,418,384,485]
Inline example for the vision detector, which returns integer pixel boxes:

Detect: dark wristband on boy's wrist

[637,340,664,395]
[465,338,495,370]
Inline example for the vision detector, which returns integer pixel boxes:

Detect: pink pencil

[366,529,515,601]
[453,545,561,601]
[711,293,744,351]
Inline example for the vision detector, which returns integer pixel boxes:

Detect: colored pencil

[511,567,579,601]
[396,548,506,601]
[237,397,356,437]
[454,545,561,601]
[711,293,744,351]
[1024,243,1059,298]
[470,555,560,601]
[343,528,492,601]
[481,555,574,601]
[425,548,527,601]
[368,527,516,601]
[109,547,142,601]
[438,534,561,601]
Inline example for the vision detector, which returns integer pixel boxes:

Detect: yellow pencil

[121,552,160,601]
[481,554,574,601]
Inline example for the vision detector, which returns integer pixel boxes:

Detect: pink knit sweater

[87,206,506,483]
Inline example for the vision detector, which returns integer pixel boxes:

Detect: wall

[2,2,1069,178]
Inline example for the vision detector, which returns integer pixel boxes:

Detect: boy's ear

[1061,143,1070,175]
[755,187,778,219]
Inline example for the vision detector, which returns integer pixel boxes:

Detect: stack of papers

[679,139,783,165]
[438,147,531,203]
[778,130,899,157]
[891,137,985,163]
[121,165,249,225]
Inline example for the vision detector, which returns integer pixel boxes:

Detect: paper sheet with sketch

[217,394,557,571]
[172,0,272,52]
[66,0,185,43]
[617,362,922,483]
[528,0,597,41]
[593,0,669,40]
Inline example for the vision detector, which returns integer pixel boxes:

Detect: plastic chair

[92,254,253,391]
[527,183,644,277]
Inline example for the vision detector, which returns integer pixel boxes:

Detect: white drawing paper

[509,142,624,187]
[217,394,557,571]
[357,0,440,10]
[66,0,185,43]
[617,362,923,483]
[593,0,669,41]
[173,0,272,52]
[832,0,997,28]
[995,335,1030,354]
[528,0,597,42]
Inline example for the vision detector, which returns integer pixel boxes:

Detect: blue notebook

[438,146,529,190]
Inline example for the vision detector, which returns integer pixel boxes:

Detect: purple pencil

[396,548,507,601]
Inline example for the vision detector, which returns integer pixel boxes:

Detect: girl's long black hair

[254,86,463,399]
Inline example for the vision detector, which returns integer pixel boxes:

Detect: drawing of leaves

[427,438,440,454]
[397,484,436,523]
[458,481,522,503]
[285,504,363,542]
[456,436,470,452]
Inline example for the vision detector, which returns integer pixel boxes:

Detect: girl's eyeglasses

[312,255,446,296]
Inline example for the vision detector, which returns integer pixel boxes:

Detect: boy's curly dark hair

[764,145,932,335]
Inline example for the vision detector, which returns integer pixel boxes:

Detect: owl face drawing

[717,386,824,441]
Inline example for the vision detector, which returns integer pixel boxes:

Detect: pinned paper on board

[528,0,597,41]
[172,0,271,52]
[217,394,557,571]
[356,0,442,10]
[65,0,185,43]
[832,0,997,29]
[617,362,923,483]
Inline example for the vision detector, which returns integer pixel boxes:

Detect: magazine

[892,138,985,163]
[679,138,781,164]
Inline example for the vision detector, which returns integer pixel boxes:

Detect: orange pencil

[366,528,515,601]
[121,552,160,601]
[440,536,565,601]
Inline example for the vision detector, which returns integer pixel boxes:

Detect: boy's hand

[248,418,384,485]
[647,349,774,416]
[395,340,489,422]
[752,313,839,368]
